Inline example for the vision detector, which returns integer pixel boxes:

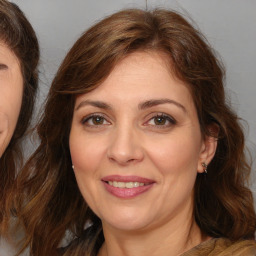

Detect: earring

[72,165,74,170]
[202,163,208,173]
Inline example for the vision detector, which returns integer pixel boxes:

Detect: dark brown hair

[0,0,39,234]
[16,8,256,256]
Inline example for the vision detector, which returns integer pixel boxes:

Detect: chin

[100,209,154,232]
[106,220,149,232]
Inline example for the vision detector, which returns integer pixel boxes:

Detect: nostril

[107,135,144,165]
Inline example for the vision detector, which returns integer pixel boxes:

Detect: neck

[98,205,209,256]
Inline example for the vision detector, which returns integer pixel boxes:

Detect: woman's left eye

[146,114,176,127]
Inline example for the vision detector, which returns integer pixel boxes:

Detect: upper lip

[101,175,155,184]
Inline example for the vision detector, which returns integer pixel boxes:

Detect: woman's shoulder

[182,238,256,256]
[218,238,256,255]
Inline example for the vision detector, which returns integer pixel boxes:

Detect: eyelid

[0,64,8,70]
[143,112,177,127]
[81,113,111,126]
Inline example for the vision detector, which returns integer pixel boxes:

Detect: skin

[69,51,217,256]
[0,42,23,157]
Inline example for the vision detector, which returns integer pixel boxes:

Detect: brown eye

[92,116,104,125]
[146,113,176,128]
[154,116,167,125]
[81,114,110,126]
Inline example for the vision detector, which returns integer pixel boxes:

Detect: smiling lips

[102,175,155,198]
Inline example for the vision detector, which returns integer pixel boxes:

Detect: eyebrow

[139,98,187,113]
[76,98,186,113]
[75,100,111,111]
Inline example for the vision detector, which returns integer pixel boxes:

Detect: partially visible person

[0,0,39,235]
[16,8,256,256]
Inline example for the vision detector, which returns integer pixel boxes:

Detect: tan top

[182,238,256,256]
[59,236,256,255]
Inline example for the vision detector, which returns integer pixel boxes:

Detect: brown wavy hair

[15,8,256,256]
[0,0,39,234]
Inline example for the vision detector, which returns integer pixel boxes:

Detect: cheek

[145,131,202,212]
[8,90,23,128]
[0,79,23,154]
[1,76,23,123]
[69,131,106,178]
[69,130,108,213]
[146,130,202,177]
[0,112,9,156]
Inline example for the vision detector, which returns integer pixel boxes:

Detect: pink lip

[101,175,155,199]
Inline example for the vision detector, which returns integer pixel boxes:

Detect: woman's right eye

[81,114,110,127]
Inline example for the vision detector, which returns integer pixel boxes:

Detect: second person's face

[69,51,213,233]
[0,42,23,156]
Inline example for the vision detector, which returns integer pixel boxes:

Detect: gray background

[1,0,256,255]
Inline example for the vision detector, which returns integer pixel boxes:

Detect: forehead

[76,51,194,107]
[0,41,20,67]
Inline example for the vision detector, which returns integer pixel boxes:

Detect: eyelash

[145,113,176,128]
[81,112,176,129]
[81,114,110,127]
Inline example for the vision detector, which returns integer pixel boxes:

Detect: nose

[107,126,144,165]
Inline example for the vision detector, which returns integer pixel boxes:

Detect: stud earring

[72,165,74,170]
[202,163,208,173]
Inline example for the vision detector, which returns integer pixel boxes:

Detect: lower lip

[102,182,154,198]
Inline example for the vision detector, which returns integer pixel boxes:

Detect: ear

[197,125,219,173]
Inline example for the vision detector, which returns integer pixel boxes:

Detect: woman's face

[69,51,216,232]
[0,42,23,156]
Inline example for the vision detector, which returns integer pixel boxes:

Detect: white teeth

[134,182,139,187]
[118,182,125,188]
[125,182,133,188]
[107,181,145,188]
